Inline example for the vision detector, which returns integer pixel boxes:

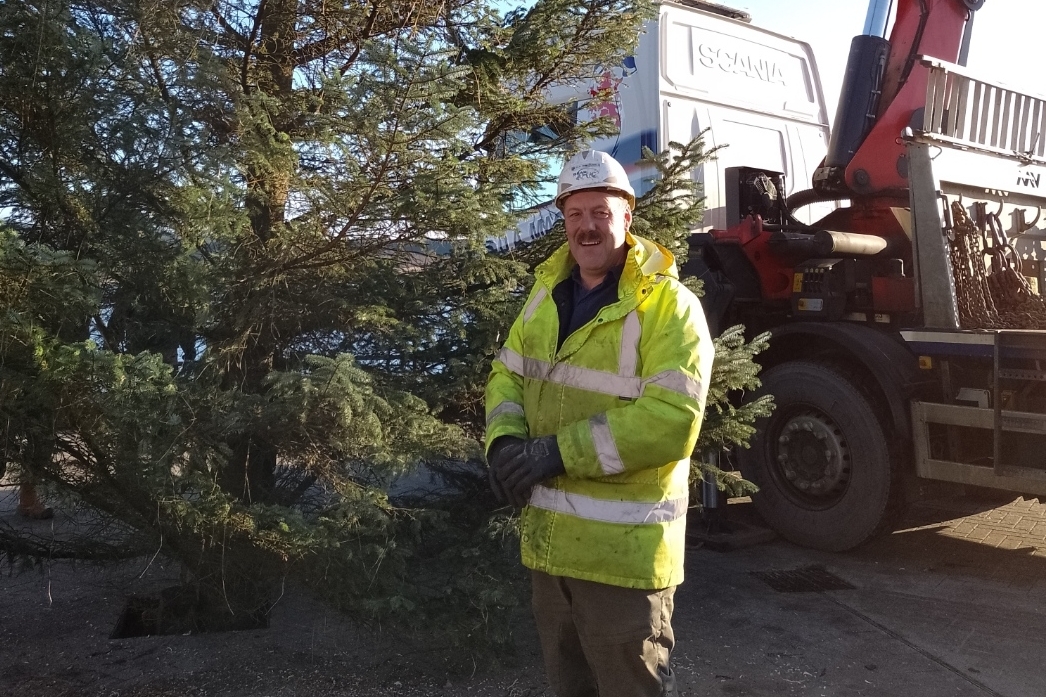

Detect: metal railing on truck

[920,56,1046,163]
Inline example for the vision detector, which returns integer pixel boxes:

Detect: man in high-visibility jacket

[485,150,713,697]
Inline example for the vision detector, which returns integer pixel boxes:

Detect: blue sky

[720,1,1044,123]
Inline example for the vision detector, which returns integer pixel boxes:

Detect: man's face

[563,189,632,287]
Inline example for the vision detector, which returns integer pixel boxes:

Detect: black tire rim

[766,405,852,509]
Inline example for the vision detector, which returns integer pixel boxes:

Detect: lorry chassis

[700,37,1046,550]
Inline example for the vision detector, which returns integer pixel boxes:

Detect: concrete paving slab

[665,496,1046,697]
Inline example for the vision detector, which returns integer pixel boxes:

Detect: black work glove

[498,435,566,509]
[486,436,524,504]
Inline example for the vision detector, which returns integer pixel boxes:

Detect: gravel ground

[5,485,1046,697]
[0,483,551,697]
[0,549,552,697]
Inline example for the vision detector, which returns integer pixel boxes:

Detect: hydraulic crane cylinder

[813,230,890,257]
[824,35,891,169]
[826,0,894,170]
[863,0,892,37]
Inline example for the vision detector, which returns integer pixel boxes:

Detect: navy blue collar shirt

[552,260,626,352]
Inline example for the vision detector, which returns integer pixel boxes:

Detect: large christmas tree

[0,0,769,655]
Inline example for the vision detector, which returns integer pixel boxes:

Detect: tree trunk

[220,0,298,503]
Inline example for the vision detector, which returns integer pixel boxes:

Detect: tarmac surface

[673,495,1046,697]
[1,486,1045,696]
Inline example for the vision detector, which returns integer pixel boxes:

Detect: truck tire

[737,360,899,552]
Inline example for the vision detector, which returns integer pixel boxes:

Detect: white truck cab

[490,0,834,252]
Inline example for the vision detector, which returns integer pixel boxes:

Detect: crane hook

[1016,206,1043,233]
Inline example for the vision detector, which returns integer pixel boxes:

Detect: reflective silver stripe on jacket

[497,347,553,381]
[498,347,703,403]
[486,401,524,427]
[498,348,637,397]
[497,347,702,401]
[618,310,641,377]
[523,287,547,323]
[641,370,707,402]
[550,362,643,398]
[528,485,688,525]
[589,413,625,475]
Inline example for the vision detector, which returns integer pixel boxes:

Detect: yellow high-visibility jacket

[485,234,713,589]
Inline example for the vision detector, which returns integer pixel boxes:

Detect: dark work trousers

[530,570,676,697]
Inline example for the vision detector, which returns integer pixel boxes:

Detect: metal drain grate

[751,565,855,593]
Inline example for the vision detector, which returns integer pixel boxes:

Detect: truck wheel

[737,361,899,552]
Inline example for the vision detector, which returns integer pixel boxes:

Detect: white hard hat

[555,150,636,210]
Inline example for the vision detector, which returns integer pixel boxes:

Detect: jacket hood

[628,232,678,279]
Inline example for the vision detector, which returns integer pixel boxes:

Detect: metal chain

[949,201,1046,330]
